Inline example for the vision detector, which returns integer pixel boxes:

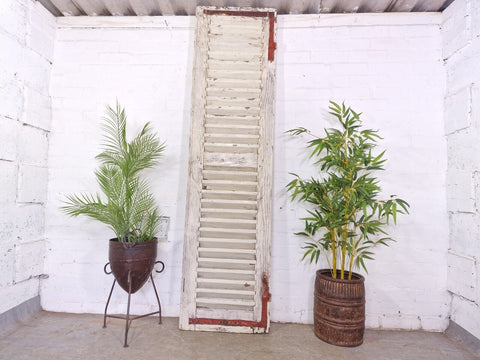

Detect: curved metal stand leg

[124,270,132,348]
[103,279,116,328]
[103,260,165,347]
[150,274,162,324]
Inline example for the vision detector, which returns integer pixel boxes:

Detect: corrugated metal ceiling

[37,0,455,17]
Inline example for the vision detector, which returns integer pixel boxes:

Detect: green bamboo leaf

[286,101,409,272]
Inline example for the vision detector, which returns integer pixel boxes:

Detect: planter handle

[104,262,112,275]
[154,261,165,274]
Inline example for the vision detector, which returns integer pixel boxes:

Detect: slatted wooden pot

[314,269,365,347]
[109,238,157,294]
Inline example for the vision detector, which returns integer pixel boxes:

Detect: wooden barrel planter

[314,269,365,347]
[109,238,158,294]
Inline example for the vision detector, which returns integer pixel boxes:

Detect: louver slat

[181,7,276,334]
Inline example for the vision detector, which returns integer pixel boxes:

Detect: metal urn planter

[103,238,165,347]
[108,238,158,293]
[314,269,365,347]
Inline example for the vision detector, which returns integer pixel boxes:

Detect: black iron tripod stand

[103,260,165,347]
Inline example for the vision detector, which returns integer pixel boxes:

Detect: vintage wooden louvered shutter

[179,7,276,333]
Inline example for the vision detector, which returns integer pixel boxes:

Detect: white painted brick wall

[26,1,56,61]
[443,0,480,339]
[446,169,475,213]
[449,213,480,253]
[24,87,53,131]
[273,13,449,330]
[0,0,55,315]
[0,117,19,161]
[44,17,193,316]
[451,295,480,339]
[444,86,471,135]
[442,0,471,59]
[471,0,480,39]
[43,13,450,331]
[15,204,46,243]
[14,240,46,282]
[0,1,28,43]
[0,161,17,204]
[1,279,39,315]
[17,165,49,203]
[447,251,476,301]
[17,125,49,166]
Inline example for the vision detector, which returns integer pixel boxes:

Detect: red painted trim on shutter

[268,14,276,61]
[189,273,271,329]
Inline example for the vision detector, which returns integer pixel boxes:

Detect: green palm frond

[61,101,165,242]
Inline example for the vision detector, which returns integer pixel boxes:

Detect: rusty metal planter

[109,238,157,294]
[104,237,165,347]
[314,269,365,347]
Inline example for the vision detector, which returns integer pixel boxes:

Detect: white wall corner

[447,250,476,301]
[450,295,480,339]
[0,280,40,315]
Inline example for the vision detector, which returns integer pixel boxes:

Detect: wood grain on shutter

[180,7,276,333]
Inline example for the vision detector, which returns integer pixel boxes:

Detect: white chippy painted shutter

[180,7,276,333]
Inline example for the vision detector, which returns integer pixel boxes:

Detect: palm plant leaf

[61,101,165,242]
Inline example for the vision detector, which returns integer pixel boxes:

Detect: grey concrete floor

[1,312,479,360]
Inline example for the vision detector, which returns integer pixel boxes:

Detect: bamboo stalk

[331,229,337,278]
[348,254,354,280]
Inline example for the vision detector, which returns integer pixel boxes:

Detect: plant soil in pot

[314,269,365,347]
[109,238,158,294]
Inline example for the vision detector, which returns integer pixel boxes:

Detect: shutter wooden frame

[180,6,276,333]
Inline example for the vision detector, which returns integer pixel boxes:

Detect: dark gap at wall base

[0,296,41,337]
[446,321,480,357]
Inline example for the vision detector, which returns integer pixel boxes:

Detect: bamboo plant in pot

[286,101,409,347]
[61,101,165,295]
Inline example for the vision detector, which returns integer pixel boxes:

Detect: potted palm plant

[61,101,165,295]
[286,101,409,347]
